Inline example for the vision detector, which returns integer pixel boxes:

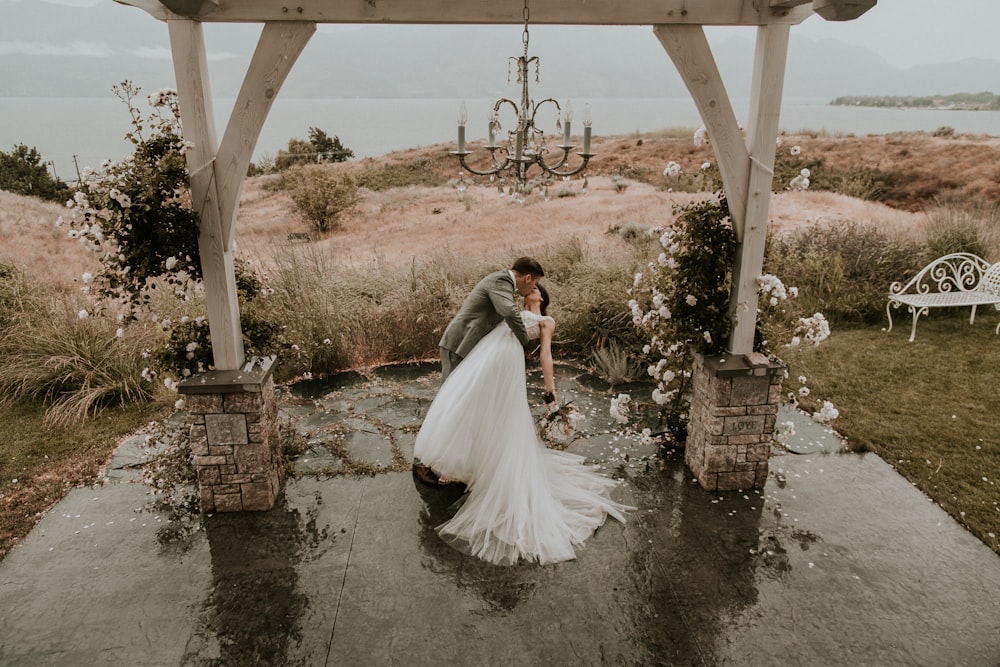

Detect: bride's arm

[538,318,557,406]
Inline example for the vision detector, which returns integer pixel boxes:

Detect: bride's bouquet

[538,401,582,448]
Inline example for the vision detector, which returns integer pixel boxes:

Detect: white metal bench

[887,252,1000,342]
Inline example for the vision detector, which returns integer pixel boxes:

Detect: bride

[414,283,631,565]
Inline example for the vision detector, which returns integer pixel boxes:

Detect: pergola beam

[116,0,814,25]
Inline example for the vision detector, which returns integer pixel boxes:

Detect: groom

[412,256,545,485]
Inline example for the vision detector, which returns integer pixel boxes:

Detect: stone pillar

[177,356,281,512]
[687,352,784,491]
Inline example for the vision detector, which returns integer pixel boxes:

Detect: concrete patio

[1,362,998,666]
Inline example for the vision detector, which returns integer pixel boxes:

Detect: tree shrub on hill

[0,144,69,202]
[271,127,354,172]
[283,165,359,232]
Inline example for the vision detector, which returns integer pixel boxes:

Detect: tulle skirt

[414,322,630,565]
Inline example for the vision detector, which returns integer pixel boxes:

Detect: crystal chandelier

[452,0,594,201]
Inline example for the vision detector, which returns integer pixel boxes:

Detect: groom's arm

[487,273,530,346]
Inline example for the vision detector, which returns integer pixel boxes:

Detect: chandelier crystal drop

[451,0,594,200]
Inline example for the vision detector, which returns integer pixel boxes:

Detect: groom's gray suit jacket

[439,269,530,360]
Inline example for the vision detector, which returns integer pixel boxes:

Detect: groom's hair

[511,256,544,278]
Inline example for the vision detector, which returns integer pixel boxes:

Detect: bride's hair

[538,283,550,316]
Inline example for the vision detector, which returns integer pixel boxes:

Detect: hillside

[3,130,998,287]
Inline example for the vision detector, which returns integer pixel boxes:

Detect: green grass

[0,400,163,559]
[782,314,1000,554]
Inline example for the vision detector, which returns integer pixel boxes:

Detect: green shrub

[922,203,998,260]
[354,159,445,191]
[766,221,925,324]
[0,143,70,203]
[0,306,156,427]
[0,263,40,330]
[283,165,359,232]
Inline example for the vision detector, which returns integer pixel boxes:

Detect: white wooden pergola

[116,0,876,371]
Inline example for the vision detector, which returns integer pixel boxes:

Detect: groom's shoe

[412,463,440,486]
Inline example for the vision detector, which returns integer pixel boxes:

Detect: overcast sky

[19,0,1000,69]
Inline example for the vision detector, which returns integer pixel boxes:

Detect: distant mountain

[3,1,998,100]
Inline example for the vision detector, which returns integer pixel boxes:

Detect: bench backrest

[890,252,991,297]
[978,262,1000,296]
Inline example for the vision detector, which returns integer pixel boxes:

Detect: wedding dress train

[414,311,630,565]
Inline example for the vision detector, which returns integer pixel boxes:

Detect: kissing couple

[413,256,631,565]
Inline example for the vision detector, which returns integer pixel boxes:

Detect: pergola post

[167,19,245,370]
[729,23,791,354]
[656,23,791,490]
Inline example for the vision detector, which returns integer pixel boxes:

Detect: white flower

[663,161,682,178]
[633,272,643,288]
[685,294,697,306]
[798,386,811,397]
[789,171,810,191]
[640,428,654,446]
[77,309,89,319]
[789,286,799,298]
[775,420,796,443]
[693,124,709,147]
[812,401,839,423]
[186,342,199,352]
[795,312,831,345]
[757,274,787,300]
[174,398,186,410]
[164,256,178,270]
[700,161,712,171]
[609,393,632,424]
[798,375,807,384]
[115,327,124,338]
[81,272,93,283]
[323,338,331,345]
[790,145,801,156]
[769,297,779,306]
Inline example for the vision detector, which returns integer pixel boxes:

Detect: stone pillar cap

[177,355,277,394]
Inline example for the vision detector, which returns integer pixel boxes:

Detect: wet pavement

[2,362,999,666]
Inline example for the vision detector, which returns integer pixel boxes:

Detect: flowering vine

[619,133,837,445]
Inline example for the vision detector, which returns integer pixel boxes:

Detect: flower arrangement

[538,401,582,448]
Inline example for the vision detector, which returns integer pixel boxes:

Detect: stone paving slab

[2,363,999,666]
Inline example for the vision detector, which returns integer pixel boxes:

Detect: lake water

[3,96,999,182]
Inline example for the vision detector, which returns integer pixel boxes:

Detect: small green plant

[590,341,640,386]
[283,165,359,232]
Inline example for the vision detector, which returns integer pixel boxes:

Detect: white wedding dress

[414,310,630,565]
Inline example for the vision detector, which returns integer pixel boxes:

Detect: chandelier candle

[457,101,468,153]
